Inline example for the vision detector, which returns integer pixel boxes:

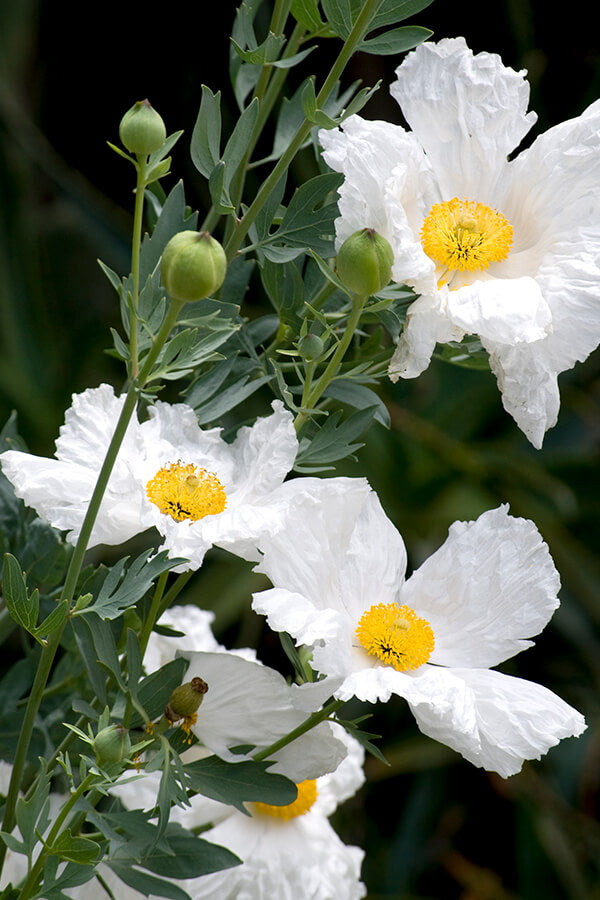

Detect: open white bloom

[0,384,300,570]
[107,727,366,900]
[320,37,600,447]
[253,494,586,777]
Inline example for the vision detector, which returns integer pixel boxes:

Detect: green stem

[294,293,367,432]
[224,0,383,261]
[223,2,299,246]
[155,570,194,622]
[253,698,344,763]
[138,570,169,660]
[130,155,148,379]
[18,772,96,900]
[0,301,184,866]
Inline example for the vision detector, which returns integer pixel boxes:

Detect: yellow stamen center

[356,603,434,672]
[253,779,318,821]
[421,197,513,273]
[146,461,227,522]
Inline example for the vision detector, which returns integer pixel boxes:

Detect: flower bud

[297,333,325,361]
[119,100,166,155]
[165,677,208,723]
[336,228,393,296]
[160,231,227,302]
[93,724,132,767]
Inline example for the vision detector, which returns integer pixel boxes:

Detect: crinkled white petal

[445,277,552,344]
[388,292,465,380]
[485,338,560,449]
[227,400,298,501]
[313,725,365,818]
[403,666,586,778]
[400,506,560,668]
[0,385,147,546]
[183,811,365,900]
[334,664,417,705]
[183,651,345,781]
[391,38,536,200]
[254,477,373,604]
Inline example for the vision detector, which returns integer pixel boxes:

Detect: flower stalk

[252,698,345,764]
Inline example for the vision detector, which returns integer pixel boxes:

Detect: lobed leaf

[185,755,297,814]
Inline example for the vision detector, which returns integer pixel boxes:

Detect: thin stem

[129,155,148,379]
[138,570,169,660]
[223,2,300,246]
[294,293,367,432]
[155,570,194,622]
[224,0,383,261]
[18,772,96,900]
[253,698,344,763]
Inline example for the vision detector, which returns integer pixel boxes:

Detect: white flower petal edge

[182,809,366,900]
[0,385,146,546]
[254,493,586,775]
[401,505,561,669]
[401,666,586,778]
[321,37,600,446]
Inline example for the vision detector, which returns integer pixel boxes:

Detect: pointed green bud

[93,724,132,767]
[119,99,166,155]
[161,231,227,302]
[336,228,393,296]
[165,677,209,723]
[297,333,325,361]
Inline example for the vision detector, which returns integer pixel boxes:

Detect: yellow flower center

[421,197,513,274]
[146,461,227,522]
[356,603,434,672]
[253,779,318,821]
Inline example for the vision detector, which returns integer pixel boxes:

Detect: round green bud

[119,100,166,155]
[161,231,227,302]
[165,677,209,722]
[93,724,132,767]
[336,228,394,296]
[297,333,325,361]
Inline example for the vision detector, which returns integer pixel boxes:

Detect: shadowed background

[1,2,599,898]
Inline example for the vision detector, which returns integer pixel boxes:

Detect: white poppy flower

[0,384,301,570]
[320,37,600,447]
[253,494,586,777]
[109,727,366,900]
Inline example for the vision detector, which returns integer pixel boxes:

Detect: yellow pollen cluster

[253,779,318,821]
[356,602,434,672]
[421,197,513,273]
[146,461,227,522]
